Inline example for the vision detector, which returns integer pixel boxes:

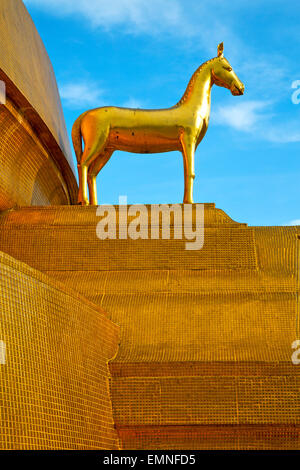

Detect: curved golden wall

[0,250,120,450]
[0,0,77,208]
[0,99,71,208]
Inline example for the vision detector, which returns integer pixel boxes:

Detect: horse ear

[217,42,224,57]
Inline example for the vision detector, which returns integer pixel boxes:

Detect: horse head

[211,43,244,96]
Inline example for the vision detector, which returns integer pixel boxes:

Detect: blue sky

[23,0,300,226]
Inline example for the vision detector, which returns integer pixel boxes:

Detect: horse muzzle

[231,82,245,96]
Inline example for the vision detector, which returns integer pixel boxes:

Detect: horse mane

[176,56,218,106]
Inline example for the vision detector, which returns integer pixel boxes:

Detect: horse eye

[224,66,232,72]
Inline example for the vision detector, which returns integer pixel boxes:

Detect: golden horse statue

[72,43,244,205]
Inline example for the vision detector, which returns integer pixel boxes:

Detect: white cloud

[212,100,270,132]
[22,0,246,48]
[287,219,300,226]
[238,58,288,98]
[263,123,300,143]
[59,81,103,108]
[24,0,185,35]
[122,97,144,108]
[212,100,300,143]
[25,0,300,145]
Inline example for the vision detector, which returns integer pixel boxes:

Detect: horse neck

[177,63,213,112]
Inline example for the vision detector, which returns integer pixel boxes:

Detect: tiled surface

[0,102,70,210]
[0,251,120,449]
[0,204,257,271]
[116,425,300,450]
[0,204,299,449]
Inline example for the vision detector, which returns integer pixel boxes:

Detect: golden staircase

[0,204,299,449]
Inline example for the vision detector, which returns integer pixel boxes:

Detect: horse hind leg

[87,150,113,205]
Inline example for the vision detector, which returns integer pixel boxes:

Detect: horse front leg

[77,163,89,205]
[87,174,98,206]
[180,134,196,204]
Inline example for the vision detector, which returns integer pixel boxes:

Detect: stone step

[44,269,296,297]
[109,360,300,449]
[109,369,300,427]
[101,291,297,363]
[0,204,258,271]
[115,424,300,450]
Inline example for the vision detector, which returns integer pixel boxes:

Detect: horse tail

[71,112,87,164]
